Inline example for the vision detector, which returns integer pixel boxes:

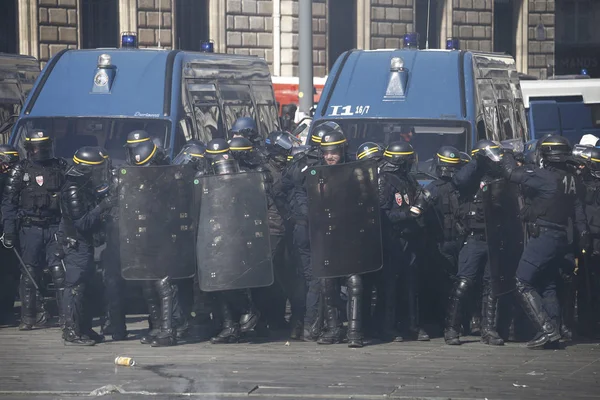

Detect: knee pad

[21,265,38,288]
[49,265,66,289]
[453,277,471,299]
[347,275,363,297]
[156,277,175,297]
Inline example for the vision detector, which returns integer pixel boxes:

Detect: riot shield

[195,171,273,292]
[306,160,383,278]
[482,179,525,296]
[118,165,196,280]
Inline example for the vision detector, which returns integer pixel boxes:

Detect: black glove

[98,193,117,211]
[1,232,15,248]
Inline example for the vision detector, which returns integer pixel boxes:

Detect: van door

[253,84,280,136]
[186,82,224,141]
[219,84,257,137]
[528,101,561,139]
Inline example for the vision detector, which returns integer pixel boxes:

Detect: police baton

[10,246,41,293]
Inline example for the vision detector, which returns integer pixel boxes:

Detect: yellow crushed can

[114,356,135,367]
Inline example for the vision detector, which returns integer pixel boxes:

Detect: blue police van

[310,36,529,176]
[0,54,40,143]
[520,77,600,143]
[9,39,279,164]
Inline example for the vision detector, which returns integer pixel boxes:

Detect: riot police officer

[204,138,231,161]
[173,140,210,175]
[1,129,67,330]
[499,135,589,349]
[313,130,366,347]
[378,141,430,342]
[281,120,342,341]
[0,144,20,323]
[124,140,182,346]
[443,140,504,346]
[356,142,384,163]
[423,146,466,336]
[60,147,114,345]
[230,117,260,145]
[229,136,263,171]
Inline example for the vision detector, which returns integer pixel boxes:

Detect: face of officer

[323,149,342,165]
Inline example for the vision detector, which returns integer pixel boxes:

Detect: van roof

[24,49,270,119]
[520,78,600,108]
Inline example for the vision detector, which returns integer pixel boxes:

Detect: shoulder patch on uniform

[403,194,410,205]
[395,193,403,206]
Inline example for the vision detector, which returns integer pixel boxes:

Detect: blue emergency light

[121,32,137,48]
[200,40,214,53]
[446,38,460,50]
[403,33,420,49]
[581,68,589,75]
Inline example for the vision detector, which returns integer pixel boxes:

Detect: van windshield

[320,119,468,165]
[13,117,171,165]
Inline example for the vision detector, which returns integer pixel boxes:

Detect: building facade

[0,0,593,79]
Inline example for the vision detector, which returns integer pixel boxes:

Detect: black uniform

[59,146,113,345]
[378,141,431,342]
[501,135,588,349]
[1,130,67,330]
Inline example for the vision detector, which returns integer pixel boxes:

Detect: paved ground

[0,316,599,400]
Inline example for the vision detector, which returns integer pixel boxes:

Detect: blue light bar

[581,68,589,75]
[446,38,460,50]
[403,33,420,49]
[121,32,137,48]
[201,40,214,53]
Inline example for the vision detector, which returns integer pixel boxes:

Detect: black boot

[18,266,38,331]
[480,284,504,346]
[140,282,161,344]
[346,275,364,348]
[514,278,561,349]
[303,293,323,342]
[318,279,343,345]
[560,274,575,342]
[151,277,177,347]
[63,283,95,346]
[289,317,304,340]
[210,296,240,344]
[188,279,214,340]
[444,278,470,345]
[49,265,66,329]
[407,274,429,341]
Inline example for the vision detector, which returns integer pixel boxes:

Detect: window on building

[81,0,119,49]
[415,0,442,49]
[176,0,209,51]
[0,0,18,54]
[493,0,516,57]
[327,0,356,71]
[557,0,595,44]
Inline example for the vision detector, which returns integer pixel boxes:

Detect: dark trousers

[293,223,321,326]
[101,233,126,334]
[61,241,95,334]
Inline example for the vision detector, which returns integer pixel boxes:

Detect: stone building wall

[453,0,493,52]
[225,0,274,67]
[137,0,173,49]
[528,0,555,78]
[38,0,79,64]
[370,0,414,50]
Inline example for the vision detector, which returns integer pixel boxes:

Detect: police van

[0,54,40,143]
[309,35,529,172]
[520,77,600,143]
[9,36,279,164]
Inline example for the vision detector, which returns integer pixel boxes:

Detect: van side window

[498,103,515,140]
[186,82,223,141]
[483,105,501,142]
[514,100,528,141]
[476,119,487,141]
[254,85,280,135]
[219,84,257,134]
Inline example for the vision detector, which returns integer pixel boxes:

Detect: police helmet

[435,146,462,178]
[383,141,415,170]
[471,139,503,162]
[539,134,571,163]
[230,117,259,142]
[205,138,230,159]
[126,140,160,166]
[459,151,472,165]
[288,144,311,162]
[211,153,240,175]
[587,147,600,178]
[266,131,295,163]
[320,130,347,162]
[69,146,110,192]
[310,121,343,147]
[24,129,54,162]
[173,140,207,165]
[0,144,20,165]
[356,142,384,161]
[125,130,151,147]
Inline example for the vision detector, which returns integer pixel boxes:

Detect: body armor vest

[461,185,486,232]
[19,161,64,218]
[524,168,576,227]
